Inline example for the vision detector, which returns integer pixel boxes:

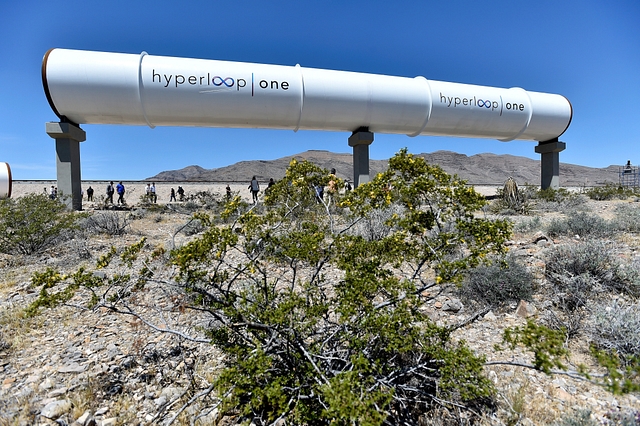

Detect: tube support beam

[46,122,85,210]
[535,138,566,190]
[348,130,374,188]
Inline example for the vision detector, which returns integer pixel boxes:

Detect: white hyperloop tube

[42,49,572,142]
[0,162,12,199]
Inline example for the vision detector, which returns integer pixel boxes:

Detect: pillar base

[348,129,374,188]
[535,138,566,190]
[46,122,86,210]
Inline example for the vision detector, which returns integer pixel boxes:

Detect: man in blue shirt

[116,181,126,204]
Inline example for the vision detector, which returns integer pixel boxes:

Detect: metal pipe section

[0,162,12,199]
[42,48,572,142]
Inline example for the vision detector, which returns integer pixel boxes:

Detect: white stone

[40,399,72,419]
[75,410,92,425]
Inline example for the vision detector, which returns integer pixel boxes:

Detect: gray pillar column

[348,129,374,188]
[535,138,566,190]
[46,122,86,210]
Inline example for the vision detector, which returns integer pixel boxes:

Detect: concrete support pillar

[535,138,566,190]
[46,122,86,210]
[348,129,374,188]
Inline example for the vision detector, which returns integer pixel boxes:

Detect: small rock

[484,311,497,321]
[487,370,498,384]
[39,378,56,391]
[515,300,537,317]
[106,344,122,360]
[40,399,72,419]
[531,232,549,245]
[160,386,184,401]
[441,298,463,313]
[47,387,68,398]
[100,418,117,426]
[58,363,87,373]
[94,407,109,417]
[536,239,550,247]
[554,387,573,401]
[74,411,93,426]
[26,374,42,384]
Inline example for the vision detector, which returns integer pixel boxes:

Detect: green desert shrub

[0,193,84,255]
[546,211,609,238]
[583,184,640,201]
[461,254,534,308]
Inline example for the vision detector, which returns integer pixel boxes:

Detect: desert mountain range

[148,150,623,187]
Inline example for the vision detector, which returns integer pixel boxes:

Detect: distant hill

[147,150,622,187]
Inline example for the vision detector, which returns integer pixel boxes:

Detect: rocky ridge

[148,150,622,187]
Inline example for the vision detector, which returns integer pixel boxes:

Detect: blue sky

[1,0,639,180]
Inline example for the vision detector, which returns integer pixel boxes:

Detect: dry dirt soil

[0,182,639,425]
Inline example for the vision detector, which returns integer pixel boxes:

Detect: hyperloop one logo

[439,92,525,116]
[151,70,290,96]
[212,76,235,87]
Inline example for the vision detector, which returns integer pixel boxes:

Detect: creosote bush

[583,184,640,201]
[0,193,84,255]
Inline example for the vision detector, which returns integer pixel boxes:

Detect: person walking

[170,188,176,202]
[86,186,94,202]
[249,176,260,203]
[106,181,115,204]
[226,184,232,199]
[116,181,125,204]
[150,182,157,203]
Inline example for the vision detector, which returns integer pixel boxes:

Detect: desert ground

[9,180,505,203]
[1,181,639,425]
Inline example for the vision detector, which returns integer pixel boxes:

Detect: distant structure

[619,160,639,188]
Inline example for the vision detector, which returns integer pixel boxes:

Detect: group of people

[79,182,187,204]
[247,177,277,203]
[170,186,185,202]
[105,181,126,204]
[247,169,352,205]
[145,183,157,203]
[47,185,58,199]
[76,175,354,206]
